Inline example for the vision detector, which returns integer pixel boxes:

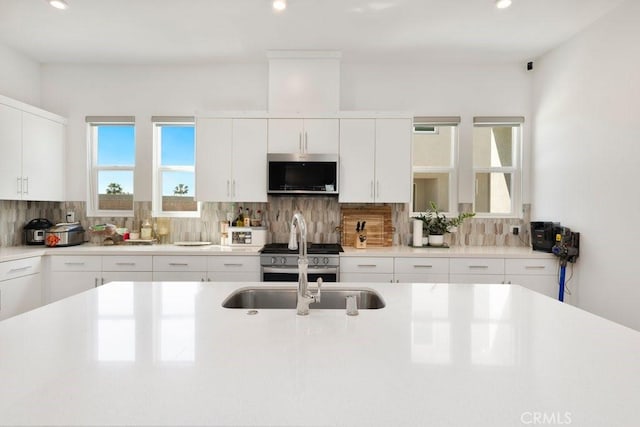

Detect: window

[86,116,135,217]
[411,116,459,214]
[152,117,198,217]
[472,117,523,217]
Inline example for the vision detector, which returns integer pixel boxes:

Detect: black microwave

[267,153,338,195]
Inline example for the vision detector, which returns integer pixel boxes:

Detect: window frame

[86,117,136,218]
[410,116,460,217]
[472,117,523,219]
[152,117,199,218]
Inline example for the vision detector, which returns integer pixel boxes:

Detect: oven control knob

[280,257,287,265]
[271,257,277,265]
[323,257,329,265]
[312,257,319,265]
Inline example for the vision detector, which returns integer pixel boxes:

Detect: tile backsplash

[0,199,531,248]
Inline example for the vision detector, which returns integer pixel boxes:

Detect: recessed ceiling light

[48,0,69,10]
[273,0,286,11]
[495,0,512,9]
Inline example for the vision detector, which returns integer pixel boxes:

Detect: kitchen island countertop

[1,280,638,426]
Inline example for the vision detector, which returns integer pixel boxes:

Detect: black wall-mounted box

[530,221,561,253]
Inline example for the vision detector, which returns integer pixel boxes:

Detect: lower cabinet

[151,255,260,282]
[0,257,42,320]
[152,256,207,282]
[505,258,559,298]
[340,257,394,283]
[207,256,260,282]
[394,257,449,283]
[48,255,102,303]
[449,258,506,284]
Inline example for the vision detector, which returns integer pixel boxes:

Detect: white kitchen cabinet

[48,255,102,303]
[196,118,267,202]
[0,257,42,320]
[394,257,449,283]
[449,258,506,284]
[505,258,559,298]
[207,255,260,282]
[340,256,394,283]
[152,256,207,282]
[0,96,66,201]
[339,118,411,203]
[268,118,339,154]
[102,256,153,284]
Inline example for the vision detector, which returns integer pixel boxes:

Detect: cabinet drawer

[102,256,153,272]
[207,256,259,272]
[394,257,449,275]
[340,257,394,273]
[0,257,41,281]
[505,258,557,275]
[153,256,207,272]
[49,255,101,272]
[450,258,504,275]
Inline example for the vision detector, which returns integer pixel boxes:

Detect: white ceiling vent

[267,50,341,113]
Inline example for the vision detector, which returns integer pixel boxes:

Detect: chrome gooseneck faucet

[289,212,322,315]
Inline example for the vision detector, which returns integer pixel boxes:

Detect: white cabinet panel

[48,271,99,303]
[450,258,505,275]
[340,272,394,283]
[102,256,153,272]
[0,273,41,320]
[395,273,449,283]
[196,118,267,202]
[340,257,394,274]
[102,271,153,285]
[207,271,260,282]
[374,118,411,203]
[268,118,338,154]
[449,274,506,284]
[505,258,557,275]
[506,274,558,299]
[21,112,65,201]
[394,257,449,275]
[152,271,206,282]
[0,103,23,200]
[339,119,376,203]
[50,255,102,272]
[339,118,411,203]
[207,256,259,271]
[0,256,41,280]
[153,256,207,272]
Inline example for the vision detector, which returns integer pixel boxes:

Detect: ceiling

[0,0,625,65]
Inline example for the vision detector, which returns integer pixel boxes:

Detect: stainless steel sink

[221,286,386,310]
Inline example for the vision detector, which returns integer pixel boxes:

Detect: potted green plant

[415,202,475,246]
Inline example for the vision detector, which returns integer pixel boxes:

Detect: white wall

[0,43,41,106]
[532,0,640,329]
[41,63,268,201]
[41,61,531,205]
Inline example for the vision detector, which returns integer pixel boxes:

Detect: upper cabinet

[339,118,411,203]
[268,118,339,154]
[196,117,268,202]
[0,96,66,202]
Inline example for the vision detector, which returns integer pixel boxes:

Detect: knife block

[354,232,367,249]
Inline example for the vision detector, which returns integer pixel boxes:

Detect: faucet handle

[314,277,323,302]
[346,295,359,316]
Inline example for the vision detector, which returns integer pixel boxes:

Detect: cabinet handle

[64,262,86,266]
[232,180,236,197]
[370,181,374,198]
[357,264,377,268]
[17,177,22,194]
[101,278,105,286]
[413,265,433,269]
[525,266,546,270]
[8,266,32,274]
[0,288,2,311]
[115,262,135,266]
[376,181,379,197]
[226,180,230,197]
[223,263,243,267]
[299,133,302,153]
[94,277,98,288]
[23,177,28,194]
[200,278,205,282]
[169,263,189,266]
[469,265,489,269]
[304,132,308,152]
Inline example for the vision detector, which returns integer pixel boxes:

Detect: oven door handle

[262,267,338,274]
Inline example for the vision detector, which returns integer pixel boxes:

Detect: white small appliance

[227,227,267,247]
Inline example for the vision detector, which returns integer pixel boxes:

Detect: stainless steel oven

[260,243,341,282]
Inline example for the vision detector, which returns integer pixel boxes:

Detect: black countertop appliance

[530,221,561,253]
[24,218,55,245]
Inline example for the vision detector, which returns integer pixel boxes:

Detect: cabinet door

[374,118,411,203]
[21,112,65,201]
[338,119,375,203]
[340,272,394,283]
[0,274,41,320]
[232,119,268,202]
[506,275,559,299]
[449,274,506,284]
[48,271,98,303]
[302,119,339,153]
[152,271,206,282]
[195,118,233,201]
[268,119,303,153]
[0,103,24,200]
[395,273,449,283]
[102,271,153,285]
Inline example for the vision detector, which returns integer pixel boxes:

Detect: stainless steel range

[260,243,342,282]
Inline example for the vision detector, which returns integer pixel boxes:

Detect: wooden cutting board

[341,206,393,247]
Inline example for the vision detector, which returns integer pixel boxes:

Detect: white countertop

[1,281,638,426]
[1,244,553,263]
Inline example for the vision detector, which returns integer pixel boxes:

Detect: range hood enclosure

[267,50,341,113]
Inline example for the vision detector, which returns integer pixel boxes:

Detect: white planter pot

[428,234,444,246]
[422,236,429,246]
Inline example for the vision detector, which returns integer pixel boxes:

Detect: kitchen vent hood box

[267,50,341,113]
